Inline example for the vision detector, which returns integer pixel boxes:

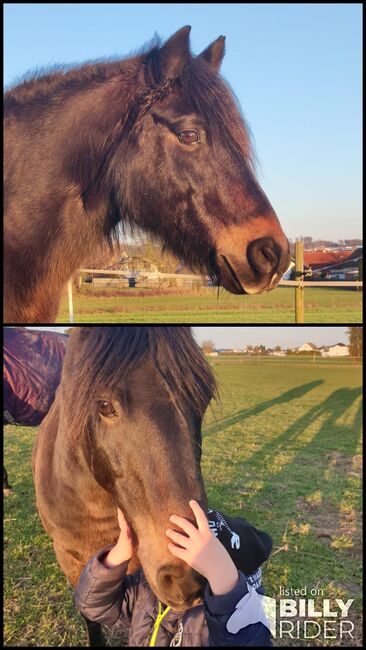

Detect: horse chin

[217,254,284,295]
[156,590,204,612]
[219,268,280,295]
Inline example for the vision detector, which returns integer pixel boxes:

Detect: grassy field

[4,357,362,646]
[56,285,362,323]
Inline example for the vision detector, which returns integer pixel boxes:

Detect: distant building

[344,239,362,247]
[321,343,349,357]
[303,250,352,271]
[310,239,341,249]
[271,349,286,357]
[300,236,313,250]
[206,351,219,357]
[303,248,362,281]
[297,342,318,353]
[316,248,362,281]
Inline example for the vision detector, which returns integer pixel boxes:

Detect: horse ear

[158,25,191,80]
[199,35,225,72]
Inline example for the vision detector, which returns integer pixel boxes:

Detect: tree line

[201,328,362,357]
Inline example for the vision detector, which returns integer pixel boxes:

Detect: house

[305,247,362,281]
[321,343,349,357]
[271,349,286,357]
[317,346,328,355]
[303,250,352,271]
[297,342,318,353]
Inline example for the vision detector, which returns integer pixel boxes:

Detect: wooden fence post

[295,241,305,323]
[67,279,74,323]
[358,259,363,289]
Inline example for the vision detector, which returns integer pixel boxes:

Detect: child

[74,500,272,646]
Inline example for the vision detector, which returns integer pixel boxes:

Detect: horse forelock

[180,57,256,172]
[62,327,216,444]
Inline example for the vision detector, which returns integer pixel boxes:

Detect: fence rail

[67,242,362,323]
[77,268,201,280]
[278,280,362,287]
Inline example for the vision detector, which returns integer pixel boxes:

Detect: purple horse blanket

[4,328,67,426]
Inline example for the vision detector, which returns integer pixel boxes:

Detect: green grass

[4,358,362,646]
[56,286,362,323]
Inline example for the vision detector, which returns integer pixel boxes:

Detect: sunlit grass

[56,286,362,323]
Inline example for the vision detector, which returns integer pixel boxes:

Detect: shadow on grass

[229,386,362,561]
[243,387,362,479]
[203,380,324,438]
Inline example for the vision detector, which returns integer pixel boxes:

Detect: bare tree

[201,340,216,354]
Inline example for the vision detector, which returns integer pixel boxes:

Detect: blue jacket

[74,544,272,646]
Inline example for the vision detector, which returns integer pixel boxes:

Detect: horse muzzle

[155,563,206,610]
[215,218,291,294]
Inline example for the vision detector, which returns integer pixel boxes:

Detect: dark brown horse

[32,326,215,645]
[5,26,290,323]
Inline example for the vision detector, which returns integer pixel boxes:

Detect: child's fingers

[167,543,188,561]
[166,528,190,548]
[169,514,197,537]
[189,500,209,532]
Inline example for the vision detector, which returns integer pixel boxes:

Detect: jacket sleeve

[73,544,141,628]
[203,571,272,647]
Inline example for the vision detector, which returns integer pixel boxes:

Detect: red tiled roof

[304,250,352,269]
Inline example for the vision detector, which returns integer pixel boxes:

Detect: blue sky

[26,326,349,347]
[4,3,362,241]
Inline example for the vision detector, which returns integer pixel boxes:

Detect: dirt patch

[326,452,362,477]
[296,453,362,553]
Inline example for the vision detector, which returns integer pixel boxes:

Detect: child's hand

[103,508,138,568]
[166,500,239,596]
[117,507,138,555]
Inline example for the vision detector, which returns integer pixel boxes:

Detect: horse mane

[4,35,161,110]
[61,327,216,440]
[5,34,255,171]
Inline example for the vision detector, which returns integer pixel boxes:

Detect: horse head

[109,26,290,294]
[61,327,214,610]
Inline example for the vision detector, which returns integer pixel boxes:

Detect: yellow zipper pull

[149,602,172,646]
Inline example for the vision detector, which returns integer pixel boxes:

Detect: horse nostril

[247,237,280,276]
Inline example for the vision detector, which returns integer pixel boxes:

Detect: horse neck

[48,62,143,249]
[6,59,144,319]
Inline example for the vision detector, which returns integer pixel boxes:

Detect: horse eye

[97,400,116,417]
[178,130,199,145]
